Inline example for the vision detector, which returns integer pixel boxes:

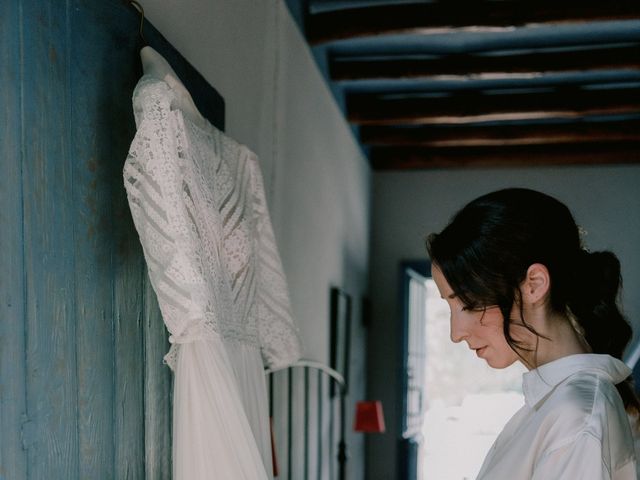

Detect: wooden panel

[113,248,146,480]
[360,119,640,147]
[1,1,226,478]
[307,1,640,44]
[21,1,79,477]
[0,0,27,478]
[112,238,145,480]
[348,87,640,125]
[112,96,146,480]
[89,3,150,478]
[70,2,120,476]
[330,44,640,81]
[144,278,172,480]
[370,141,640,170]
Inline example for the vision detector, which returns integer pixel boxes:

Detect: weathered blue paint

[144,280,173,479]
[0,0,28,478]
[0,1,225,478]
[22,1,80,478]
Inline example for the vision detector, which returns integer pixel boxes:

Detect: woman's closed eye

[461,304,482,312]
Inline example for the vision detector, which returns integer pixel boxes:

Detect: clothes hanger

[127,0,147,46]
[124,1,208,129]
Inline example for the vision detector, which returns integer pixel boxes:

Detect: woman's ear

[521,263,551,305]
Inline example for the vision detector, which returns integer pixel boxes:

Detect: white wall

[368,165,640,479]
[138,1,371,478]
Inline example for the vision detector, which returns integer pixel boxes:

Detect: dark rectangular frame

[330,287,352,396]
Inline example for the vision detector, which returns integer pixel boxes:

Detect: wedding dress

[123,48,301,479]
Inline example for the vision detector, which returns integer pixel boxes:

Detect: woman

[427,188,638,479]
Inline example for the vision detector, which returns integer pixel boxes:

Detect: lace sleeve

[247,154,302,369]
[124,80,217,368]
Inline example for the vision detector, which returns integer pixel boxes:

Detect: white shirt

[477,354,637,480]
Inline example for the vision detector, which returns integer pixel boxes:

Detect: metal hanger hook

[128,0,146,45]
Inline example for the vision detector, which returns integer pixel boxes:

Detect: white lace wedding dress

[124,74,301,479]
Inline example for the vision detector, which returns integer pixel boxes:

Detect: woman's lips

[475,346,487,357]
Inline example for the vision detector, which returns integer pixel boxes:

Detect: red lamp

[353,401,386,433]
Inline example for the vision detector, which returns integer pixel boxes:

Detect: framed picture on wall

[330,287,352,396]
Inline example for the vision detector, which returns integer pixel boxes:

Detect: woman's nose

[450,314,467,343]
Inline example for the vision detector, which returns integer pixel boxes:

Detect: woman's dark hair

[427,187,639,415]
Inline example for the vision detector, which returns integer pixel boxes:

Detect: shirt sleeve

[532,432,611,480]
[124,81,215,367]
[247,155,302,369]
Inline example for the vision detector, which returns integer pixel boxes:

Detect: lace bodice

[124,76,301,370]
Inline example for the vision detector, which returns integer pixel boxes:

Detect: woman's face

[432,265,521,369]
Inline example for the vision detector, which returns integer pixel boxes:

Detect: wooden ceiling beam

[307,1,640,44]
[369,141,640,170]
[347,87,640,125]
[330,44,640,81]
[359,120,640,147]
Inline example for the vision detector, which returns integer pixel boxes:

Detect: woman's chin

[485,356,518,369]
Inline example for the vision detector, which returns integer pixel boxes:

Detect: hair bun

[575,250,621,302]
[569,249,629,359]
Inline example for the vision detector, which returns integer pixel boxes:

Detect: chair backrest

[266,360,347,480]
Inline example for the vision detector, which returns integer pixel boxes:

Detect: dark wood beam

[330,44,640,81]
[307,1,640,44]
[369,141,640,170]
[360,120,640,147]
[347,87,640,125]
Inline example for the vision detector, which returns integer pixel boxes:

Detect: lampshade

[353,401,386,433]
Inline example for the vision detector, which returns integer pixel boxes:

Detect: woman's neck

[522,311,591,369]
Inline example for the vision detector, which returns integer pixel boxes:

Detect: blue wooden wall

[0,1,224,478]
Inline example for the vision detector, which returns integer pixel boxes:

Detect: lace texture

[124,76,301,370]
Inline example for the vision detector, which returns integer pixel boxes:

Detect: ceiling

[284,0,640,170]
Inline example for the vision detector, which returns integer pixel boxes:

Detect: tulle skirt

[173,337,272,479]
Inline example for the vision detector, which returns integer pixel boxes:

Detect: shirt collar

[522,354,631,409]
